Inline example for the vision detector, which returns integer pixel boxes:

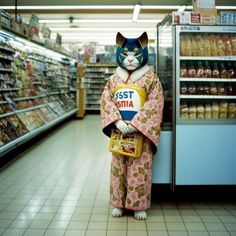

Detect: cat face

[116,32,148,71]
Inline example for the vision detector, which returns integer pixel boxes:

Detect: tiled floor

[0,115,236,236]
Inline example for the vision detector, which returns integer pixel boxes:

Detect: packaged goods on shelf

[0,28,77,155]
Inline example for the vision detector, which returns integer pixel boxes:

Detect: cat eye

[134,48,139,52]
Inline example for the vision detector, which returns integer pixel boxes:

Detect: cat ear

[116,32,125,47]
[138,32,148,49]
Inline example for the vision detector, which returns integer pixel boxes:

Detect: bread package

[197,104,205,119]
[228,103,236,118]
[212,102,219,119]
[189,104,197,119]
[180,103,189,119]
[219,102,228,119]
[205,103,212,119]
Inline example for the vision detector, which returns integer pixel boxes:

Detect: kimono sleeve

[100,78,122,137]
[130,77,164,154]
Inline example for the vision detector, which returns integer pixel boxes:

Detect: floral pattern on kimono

[100,66,164,210]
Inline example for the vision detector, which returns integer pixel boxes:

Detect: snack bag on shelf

[228,103,236,118]
[209,34,218,56]
[196,35,204,56]
[212,102,219,119]
[189,104,197,119]
[203,34,211,56]
[190,34,198,56]
[216,35,226,56]
[180,103,189,119]
[230,35,236,55]
[222,34,233,56]
[197,104,205,119]
[219,102,228,119]
[205,103,212,119]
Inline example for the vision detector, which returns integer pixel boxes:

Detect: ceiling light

[49,28,155,31]
[133,4,141,22]
[39,19,132,23]
[0,5,133,10]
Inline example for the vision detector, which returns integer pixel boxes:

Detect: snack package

[180,103,189,119]
[109,129,143,158]
[228,103,236,118]
[212,102,219,119]
[197,104,205,119]
[209,34,218,56]
[219,102,228,119]
[8,115,28,135]
[205,103,212,119]
[189,104,197,119]
[216,35,226,56]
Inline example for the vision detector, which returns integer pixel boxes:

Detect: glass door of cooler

[173,25,236,185]
[152,16,173,185]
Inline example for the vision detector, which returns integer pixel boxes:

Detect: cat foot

[134,210,147,220]
[112,208,124,217]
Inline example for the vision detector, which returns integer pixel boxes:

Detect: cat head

[116,32,148,72]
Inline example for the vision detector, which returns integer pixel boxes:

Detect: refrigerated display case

[173,25,236,185]
[152,16,173,184]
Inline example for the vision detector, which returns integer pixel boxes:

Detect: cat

[116,32,148,72]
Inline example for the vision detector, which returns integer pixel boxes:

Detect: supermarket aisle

[0,115,236,236]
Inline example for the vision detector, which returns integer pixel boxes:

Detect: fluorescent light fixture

[0,5,235,10]
[39,19,132,23]
[0,5,133,10]
[133,4,141,22]
[50,27,155,31]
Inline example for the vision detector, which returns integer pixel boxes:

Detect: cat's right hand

[115,120,129,134]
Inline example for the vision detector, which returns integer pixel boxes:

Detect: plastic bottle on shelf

[227,62,235,78]
[187,61,196,78]
[196,61,204,78]
[212,62,220,78]
[203,61,212,78]
[219,62,228,78]
[209,34,218,56]
[180,61,188,77]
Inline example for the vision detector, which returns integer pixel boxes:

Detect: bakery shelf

[0,108,78,156]
[180,78,236,82]
[180,56,236,61]
[180,95,236,99]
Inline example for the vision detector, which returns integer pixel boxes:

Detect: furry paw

[134,210,147,220]
[112,208,124,217]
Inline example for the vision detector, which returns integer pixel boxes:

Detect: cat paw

[134,210,147,220]
[112,208,124,218]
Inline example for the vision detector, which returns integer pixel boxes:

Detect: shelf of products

[176,27,236,122]
[0,29,77,155]
[84,63,116,110]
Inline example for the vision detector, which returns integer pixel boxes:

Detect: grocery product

[197,104,205,119]
[205,103,212,119]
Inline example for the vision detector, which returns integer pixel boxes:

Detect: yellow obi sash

[114,84,147,122]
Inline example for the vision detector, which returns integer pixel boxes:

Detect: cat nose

[128,59,133,63]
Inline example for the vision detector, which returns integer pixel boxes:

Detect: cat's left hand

[127,124,137,133]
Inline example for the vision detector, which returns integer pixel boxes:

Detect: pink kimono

[101,65,164,211]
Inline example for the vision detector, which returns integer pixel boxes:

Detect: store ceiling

[1,0,236,45]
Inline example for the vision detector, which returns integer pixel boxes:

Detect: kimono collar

[116,65,150,82]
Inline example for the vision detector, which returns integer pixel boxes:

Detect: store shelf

[0,108,78,156]
[180,95,236,99]
[180,77,236,82]
[180,56,236,61]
